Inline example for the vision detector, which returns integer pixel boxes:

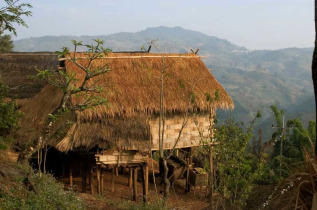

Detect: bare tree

[313,1,317,158]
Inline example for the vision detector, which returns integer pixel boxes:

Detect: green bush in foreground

[0,169,85,210]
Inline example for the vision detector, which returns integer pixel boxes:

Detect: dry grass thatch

[0,52,58,98]
[16,52,233,151]
[66,52,234,120]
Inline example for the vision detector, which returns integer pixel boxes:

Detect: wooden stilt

[90,169,94,196]
[128,168,133,187]
[111,167,115,192]
[176,149,179,157]
[132,168,138,201]
[82,175,87,193]
[142,164,149,203]
[101,169,104,195]
[97,165,101,195]
[69,164,73,189]
[186,157,190,193]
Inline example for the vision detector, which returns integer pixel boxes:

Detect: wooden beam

[132,168,138,201]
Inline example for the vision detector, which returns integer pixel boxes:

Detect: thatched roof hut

[1,52,233,152]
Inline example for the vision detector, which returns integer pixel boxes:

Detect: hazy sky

[5,0,314,50]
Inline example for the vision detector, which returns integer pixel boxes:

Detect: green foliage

[34,39,111,114]
[0,83,20,149]
[266,105,316,180]
[213,118,262,209]
[0,167,84,209]
[0,34,13,52]
[307,120,316,142]
[0,0,32,35]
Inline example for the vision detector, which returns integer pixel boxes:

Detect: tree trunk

[163,158,170,200]
[313,0,317,158]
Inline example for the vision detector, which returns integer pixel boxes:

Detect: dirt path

[61,170,210,210]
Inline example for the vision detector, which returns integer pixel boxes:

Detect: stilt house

[0,52,233,197]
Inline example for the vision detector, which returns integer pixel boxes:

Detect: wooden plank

[96,151,148,165]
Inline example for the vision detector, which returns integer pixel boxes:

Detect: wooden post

[186,157,190,193]
[97,165,101,195]
[101,169,104,196]
[142,164,149,203]
[132,168,138,201]
[128,168,133,187]
[176,149,179,157]
[90,169,94,196]
[111,167,115,192]
[82,175,87,193]
[69,164,73,189]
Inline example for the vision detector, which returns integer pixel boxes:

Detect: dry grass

[266,147,317,210]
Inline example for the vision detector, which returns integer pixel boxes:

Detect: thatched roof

[0,52,58,98]
[14,52,233,151]
[67,52,233,120]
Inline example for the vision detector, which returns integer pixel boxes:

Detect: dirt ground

[60,170,210,210]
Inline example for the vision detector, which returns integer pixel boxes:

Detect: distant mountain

[13,26,315,141]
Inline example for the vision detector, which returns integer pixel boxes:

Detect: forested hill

[13,26,315,141]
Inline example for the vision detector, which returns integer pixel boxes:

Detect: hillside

[13,26,315,140]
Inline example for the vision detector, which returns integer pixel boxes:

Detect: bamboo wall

[149,115,211,150]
